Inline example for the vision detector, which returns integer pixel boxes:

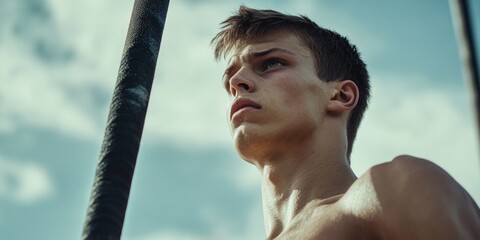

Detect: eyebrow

[251,47,297,58]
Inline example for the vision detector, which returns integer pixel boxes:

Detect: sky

[0,0,479,239]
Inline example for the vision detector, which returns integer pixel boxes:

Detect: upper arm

[370,155,480,240]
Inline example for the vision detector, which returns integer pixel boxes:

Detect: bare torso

[273,190,379,240]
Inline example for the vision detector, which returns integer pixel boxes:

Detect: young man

[211,6,480,240]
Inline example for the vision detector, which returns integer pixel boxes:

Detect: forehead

[229,31,312,63]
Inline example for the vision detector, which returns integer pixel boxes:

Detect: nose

[229,67,256,96]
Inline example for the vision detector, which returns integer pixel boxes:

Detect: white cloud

[0,155,55,204]
[0,0,126,140]
[0,57,100,139]
[129,230,211,240]
[128,205,265,240]
[130,230,251,240]
[45,0,133,89]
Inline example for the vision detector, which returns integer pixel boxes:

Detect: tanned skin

[224,30,480,239]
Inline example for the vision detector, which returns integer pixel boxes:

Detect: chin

[233,123,283,164]
[233,125,257,149]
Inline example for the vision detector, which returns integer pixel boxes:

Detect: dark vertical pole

[449,0,480,141]
[82,0,169,239]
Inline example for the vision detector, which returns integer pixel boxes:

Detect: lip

[230,98,262,120]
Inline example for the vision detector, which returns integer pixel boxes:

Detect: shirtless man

[211,6,480,239]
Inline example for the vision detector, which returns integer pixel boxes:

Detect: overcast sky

[1,0,479,239]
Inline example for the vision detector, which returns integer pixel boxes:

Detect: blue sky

[1,0,479,239]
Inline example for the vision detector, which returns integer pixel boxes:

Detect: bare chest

[274,205,376,240]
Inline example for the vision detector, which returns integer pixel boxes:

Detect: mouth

[230,98,262,120]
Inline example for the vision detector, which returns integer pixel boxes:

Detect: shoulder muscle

[367,155,480,239]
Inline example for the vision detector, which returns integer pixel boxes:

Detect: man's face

[224,31,331,162]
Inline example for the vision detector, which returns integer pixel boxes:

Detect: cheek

[281,79,323,106]
[289,83,325,121]
[262,72,325,119]
[271,90,320,127]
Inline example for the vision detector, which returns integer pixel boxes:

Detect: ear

[326,80,359,114]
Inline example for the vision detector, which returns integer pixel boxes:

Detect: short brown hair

[211,6,370,159]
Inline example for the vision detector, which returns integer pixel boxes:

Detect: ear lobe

[326,80,359,114]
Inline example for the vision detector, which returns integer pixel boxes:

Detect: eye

[263,58,284,71]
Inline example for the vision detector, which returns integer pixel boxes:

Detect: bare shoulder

[340,155,480,240]
[363,155,466,197]
[363,155,476,205]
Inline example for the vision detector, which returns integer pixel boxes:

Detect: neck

[257,130,357,238]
